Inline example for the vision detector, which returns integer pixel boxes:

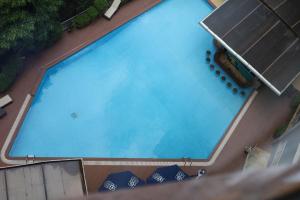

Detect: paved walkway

[0,0,295,192]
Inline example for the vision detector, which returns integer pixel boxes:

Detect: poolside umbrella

[146,165,189,185]
[99,171,145,192]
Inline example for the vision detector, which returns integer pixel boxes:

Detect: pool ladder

[26,155,35,164]
[183,157,193,166]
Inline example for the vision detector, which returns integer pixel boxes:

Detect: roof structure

[0,159,87,200]
[201,0,300,95]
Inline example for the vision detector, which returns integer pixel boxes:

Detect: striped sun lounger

[0,95,13,108]
[104,0,121,19]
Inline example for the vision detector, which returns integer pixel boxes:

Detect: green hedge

[86,6,99,20]
[94,0,109,13]
[73,6,100,29]
[74,12,92,28]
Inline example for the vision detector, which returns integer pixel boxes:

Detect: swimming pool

[9,0,250,159]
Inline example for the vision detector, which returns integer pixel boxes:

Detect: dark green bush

[273,124,288,139]
[94,0,109,13]
[0,74,13,92]
[86,6,99,20]
[2,56,22,78]
[74,12,91,28]
[73,6,99,29]
[0,55,22,92]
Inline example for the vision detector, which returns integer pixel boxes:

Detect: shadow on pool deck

[0,0,295,193]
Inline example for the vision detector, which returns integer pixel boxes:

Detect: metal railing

[60,8,89,31]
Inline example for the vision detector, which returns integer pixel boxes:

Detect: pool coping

[1,91,257,166]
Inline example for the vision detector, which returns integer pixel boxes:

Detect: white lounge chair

[104,0,121,19]
[0,95,13,108]
[243,147,270,171]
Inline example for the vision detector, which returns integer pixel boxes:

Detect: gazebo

[201,0,300,95]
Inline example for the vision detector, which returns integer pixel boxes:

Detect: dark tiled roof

[202,0,300,95]
[0,160,87,200]
[263,0,300,36]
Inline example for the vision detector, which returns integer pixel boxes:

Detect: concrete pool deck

[0,0,295,192]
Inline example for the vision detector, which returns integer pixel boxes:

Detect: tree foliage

[0,0,63,91]
[86,6,99,20]
[0,0,63,54]
[94,0,109,13]
[0,1,35,51]
[74,12,92,29]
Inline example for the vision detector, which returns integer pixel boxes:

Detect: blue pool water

[10,0,250,159]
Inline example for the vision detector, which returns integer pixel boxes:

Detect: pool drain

[71,112,78,119]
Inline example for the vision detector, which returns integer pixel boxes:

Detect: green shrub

[3,64,19,79]
[291,94,300,109]
[86,6,99,20]
[0,74,12,92]
[273,124,288,139]
[2,55,22,77]
[94,0,109,13]
[74,12,91,28]
[0,55,22,92]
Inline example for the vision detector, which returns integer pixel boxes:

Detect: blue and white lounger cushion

[99,171,145,192]
[146,165,189,184]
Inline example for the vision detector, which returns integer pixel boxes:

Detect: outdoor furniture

[0,95,12,108]
[243,147,271,170]
[104,0,121,19]
[146,165,189,185]
[0,108,6,118]
[197,169,207,178]
[99,171,145,192]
